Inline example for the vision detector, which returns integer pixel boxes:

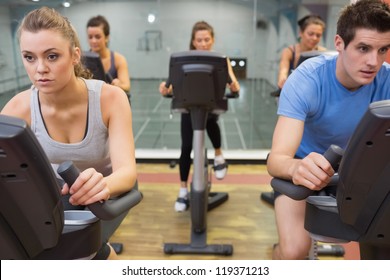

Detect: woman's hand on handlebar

[290,152,335,191]
[228,80,240,94]
[159,81,172,96]
[61,168,110,206]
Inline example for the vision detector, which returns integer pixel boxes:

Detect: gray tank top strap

[31,79,106,135]
[30,79,111,175]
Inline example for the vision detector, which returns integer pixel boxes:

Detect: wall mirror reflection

[0,0,348,161]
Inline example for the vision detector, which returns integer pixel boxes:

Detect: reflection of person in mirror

[159,21,239,212]
[1,7,137,259]
[87,15,131,94]
[277,15,326,90]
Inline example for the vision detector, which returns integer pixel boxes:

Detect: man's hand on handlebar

[290,152,335,191]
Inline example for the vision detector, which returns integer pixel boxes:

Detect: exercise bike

[162,50,237,255]
[0,115,142,259]
[271,100,390,259]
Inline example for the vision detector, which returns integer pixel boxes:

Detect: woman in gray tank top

[1,7,137,260]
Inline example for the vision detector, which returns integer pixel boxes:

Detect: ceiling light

[147,13,156,24]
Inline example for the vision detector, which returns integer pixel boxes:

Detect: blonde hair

[17,6,92,79]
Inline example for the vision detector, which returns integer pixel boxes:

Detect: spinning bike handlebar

[163,92,239,99]
[226,76,240,98]
[270,145,344,200]
[57,161,142,220]
[162,79,239,99]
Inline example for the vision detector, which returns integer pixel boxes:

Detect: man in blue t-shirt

[267,0,390,260]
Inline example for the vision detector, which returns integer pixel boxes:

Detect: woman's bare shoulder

[1,89,32,121]
[100,83,130,123]
[113,51,128,65]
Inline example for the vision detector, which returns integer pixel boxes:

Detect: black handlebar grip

[323,144,344,172]
[225,75,240,98]
[227,75,232,84]
[162,79,173,98]
[225,92,239,99]
[57,161,143,220]
[165,78,171,88]
[271,145,344,200]
[57,161,105,217]
[270,177,313,201]
[57,160,79,187]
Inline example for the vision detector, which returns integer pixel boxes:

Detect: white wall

[0,0,350,92]
[0,7,22,93]
[64,0,270,79]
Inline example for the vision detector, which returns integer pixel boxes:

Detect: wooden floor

[110,163,357,260]
[110,163,277,259]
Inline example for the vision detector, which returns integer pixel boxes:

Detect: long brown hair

[189,21,214,50]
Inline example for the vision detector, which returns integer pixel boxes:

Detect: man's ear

[334,34,344,52]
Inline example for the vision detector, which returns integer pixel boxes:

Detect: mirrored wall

[0,0,349,159]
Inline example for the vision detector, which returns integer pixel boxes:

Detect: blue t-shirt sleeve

[277,60,320,121]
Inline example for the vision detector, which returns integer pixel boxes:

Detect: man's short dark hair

[337,0,390,48]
